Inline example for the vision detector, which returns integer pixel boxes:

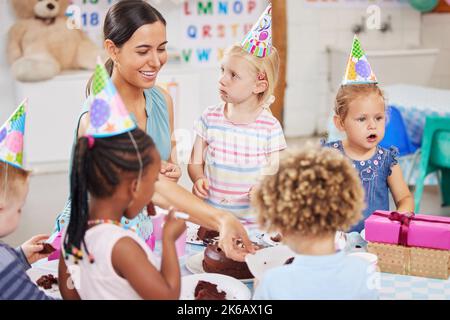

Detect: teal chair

[414,115,450,212]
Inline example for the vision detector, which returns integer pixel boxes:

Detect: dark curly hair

[252,145,365,236]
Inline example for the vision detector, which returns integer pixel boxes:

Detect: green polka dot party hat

[86,57,136,138]
[0,99,27,169]
[342,35,378,85]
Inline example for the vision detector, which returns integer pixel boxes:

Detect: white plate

[180,273,251,300]
[262,233,282,247]
[26,267,61,299]
[185,251,254,283]
[245,245,296,281]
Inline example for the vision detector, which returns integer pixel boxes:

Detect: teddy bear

[7,0,101,82]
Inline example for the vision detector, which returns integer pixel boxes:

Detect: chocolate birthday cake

[194,280,226,300]
[197,226,219,243]
[36,274,58,289]
[202,242,254,279]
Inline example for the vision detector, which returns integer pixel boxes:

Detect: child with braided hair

[58,60,185,300]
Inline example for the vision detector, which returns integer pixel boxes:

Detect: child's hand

[160,161,182,182]
[192,177,209,199]
[21,234,51,264]
[162,208,187,242]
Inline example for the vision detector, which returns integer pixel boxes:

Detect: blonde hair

[0,163,30,202]
[224,44,280,104]
[252,145,365,236]
[335,84,385,121]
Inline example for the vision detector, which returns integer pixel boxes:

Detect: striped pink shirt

[194,100,287,218]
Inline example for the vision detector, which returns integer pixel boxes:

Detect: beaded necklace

[87,219,123,228]
[67,220,126,264]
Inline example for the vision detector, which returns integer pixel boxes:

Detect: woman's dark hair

[63,128,156,263]
[86,0,166,97]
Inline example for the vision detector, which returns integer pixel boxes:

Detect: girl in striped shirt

[188,44,287,220]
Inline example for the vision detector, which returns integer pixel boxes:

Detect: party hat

[86,57,136,138]
[342,35,378,85]
[241,4,272,58]
[0,99,27,169]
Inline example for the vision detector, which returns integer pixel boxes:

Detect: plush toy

[7,0,101,82]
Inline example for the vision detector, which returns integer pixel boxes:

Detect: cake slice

[194,280,226,300]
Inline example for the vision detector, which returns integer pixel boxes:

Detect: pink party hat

[241,4,272,58]
[0,99,27,169]
[342,35,378,85]
[86,57,136,138]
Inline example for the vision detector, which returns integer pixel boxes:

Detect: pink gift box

[365,210,450,251]
[48,232,62,261]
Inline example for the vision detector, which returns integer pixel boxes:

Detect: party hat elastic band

[2,161,8,205]
[342,35,378,85]
[241,4,272,58]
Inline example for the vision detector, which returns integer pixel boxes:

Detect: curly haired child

[252,146,379,300]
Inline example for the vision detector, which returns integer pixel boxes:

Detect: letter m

[198,1,213,15]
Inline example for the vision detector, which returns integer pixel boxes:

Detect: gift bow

[387,212,414,246]
[372,211,450,247]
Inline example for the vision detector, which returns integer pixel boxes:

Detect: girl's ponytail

[64,136,93,263]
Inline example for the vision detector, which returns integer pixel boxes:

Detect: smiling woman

[51,0,176,244]
[51,0,254,263]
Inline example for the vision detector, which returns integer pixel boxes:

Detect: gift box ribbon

[372,211,450,246]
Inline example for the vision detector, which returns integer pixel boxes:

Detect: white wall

[422,13,450,89]
[0,1,428,153]
[0,1,221,181]
[284,1,421,136]
[0,1,17,121]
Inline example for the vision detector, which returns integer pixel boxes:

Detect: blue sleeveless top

[142,87,171,161]
[322,140,399,233]
[51,87,171,240]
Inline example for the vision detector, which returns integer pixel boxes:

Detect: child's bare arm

[58,254,81,300]
[188,136,207,183]
[262,151,282,176]
[112,237,181,300]
[387,164,414,212]
[188,136,210,198]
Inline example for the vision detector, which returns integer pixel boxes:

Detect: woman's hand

[21,234,51,265]
[160,161,182,182]
[217,214,256,262]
